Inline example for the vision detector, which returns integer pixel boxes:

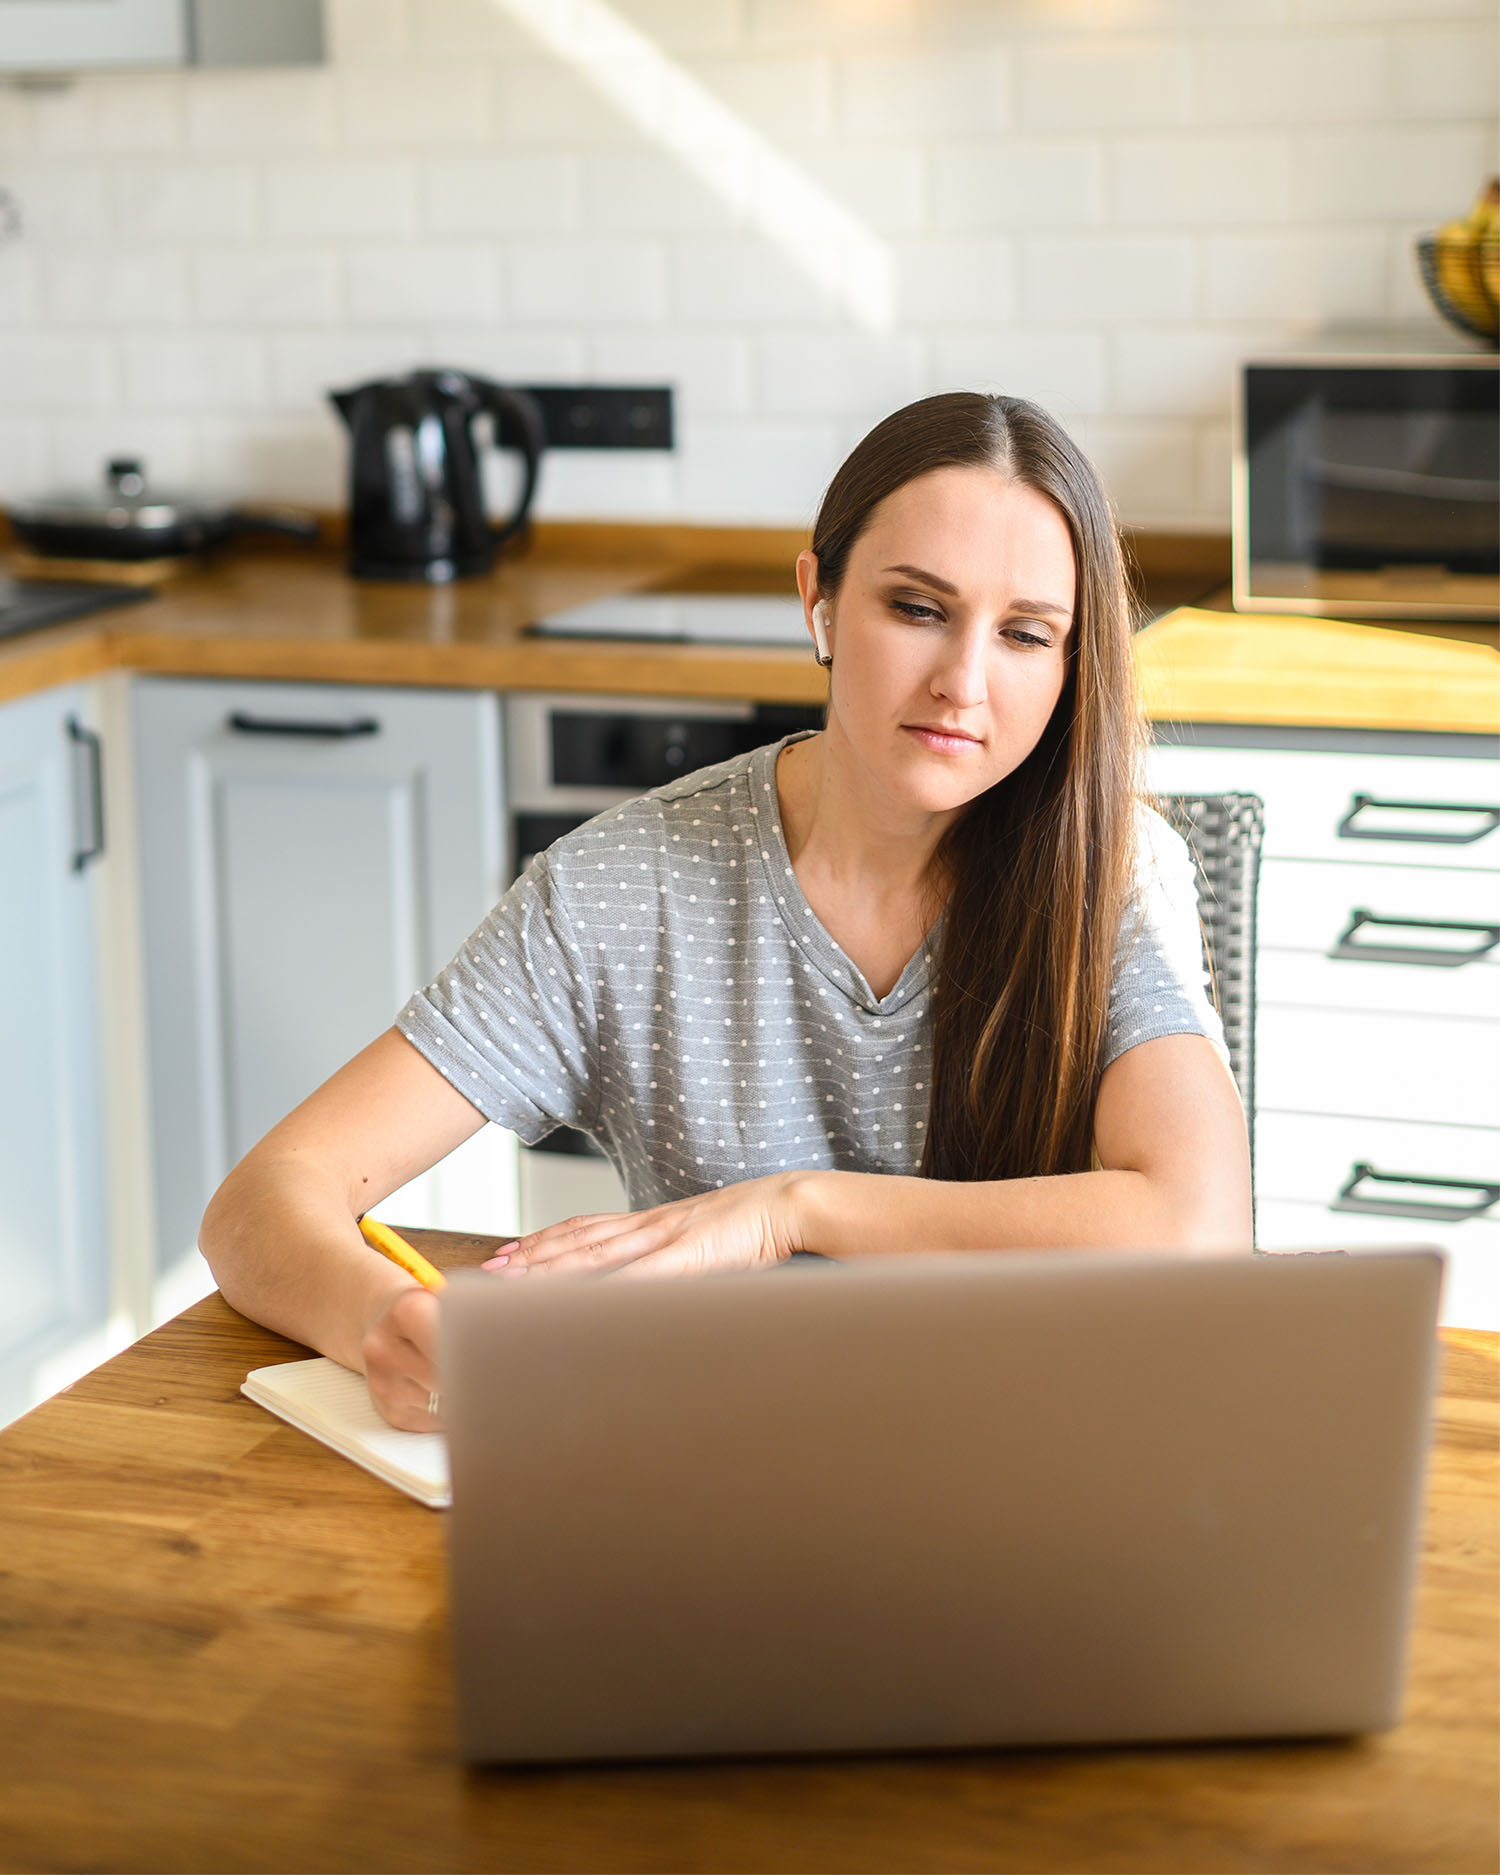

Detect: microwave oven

[1233,344,1498,620]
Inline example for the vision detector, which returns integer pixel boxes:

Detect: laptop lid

[441,1247,1443,1764]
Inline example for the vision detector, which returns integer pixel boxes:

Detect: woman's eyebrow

[882,564,1072,620]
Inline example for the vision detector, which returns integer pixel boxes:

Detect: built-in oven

[504,691,824,1233]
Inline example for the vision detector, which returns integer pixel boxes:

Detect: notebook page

[242,1357,450,1508]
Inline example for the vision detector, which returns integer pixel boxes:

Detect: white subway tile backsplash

[837,48,1011,138]
[44,249,189,326]
[1071,417,1199,521]
[1111,327,1267,419]
[1388,26,1500,122]
[1187,32,1385,126]
[324,0,409,64]
[197,414,345,505]
[124,336,267,411]
[266,160,417,239]
[338,69,492,147]
[580,150,736,234]
[510,240,667,323]
[1022,236,1194,323]
[671,240,840,324]
[588,331,754,416]
[756,332,927,417]
[1112,135,1291,225]
[934,139,1103,229]
[27,75,183,154]
[495,61,639,146]
[677,417,838,523]
[410,0,532,58]
[0,338,114,413]
[269,332,425,410]
[685,56,836,141]
[0,6,1490,533]
[893,239,1016,326]
[184,74,337,152]
[1197,230,1388,322]
[932,331,1108,417]
[780,144,928,234]
[424,328,590,381]
[114,164,259,241]
[0,419,52,501]
[425,154,579,235]
[1296,126,1499,221]
[612,0,744,55]
[194,250,342,326]
[534,450,678,520]
[347,246,501,323]
[1196,418,1234,522]
[51,416,198,491]
[3,165,113,241]
[1018,39,1189,131]
[0,251,41,324]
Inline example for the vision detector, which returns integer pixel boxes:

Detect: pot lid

[9,458,236,532]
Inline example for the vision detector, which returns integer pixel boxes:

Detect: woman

[201,392,1252,1430]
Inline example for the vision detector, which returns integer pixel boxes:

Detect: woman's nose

[931,628,988,707]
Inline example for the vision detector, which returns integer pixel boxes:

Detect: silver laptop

[440,1247,1443,1764]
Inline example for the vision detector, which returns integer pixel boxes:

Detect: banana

[1429,227,1494,332]
[1468,179,1500,304]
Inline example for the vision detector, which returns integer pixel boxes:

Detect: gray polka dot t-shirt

[396,735,1225,1207]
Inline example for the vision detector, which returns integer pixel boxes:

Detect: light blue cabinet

[0,684,110,1425]
[133,677,506,1285]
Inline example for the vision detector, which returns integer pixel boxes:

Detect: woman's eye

[891,599,942,622]
[1006,624,1053,648]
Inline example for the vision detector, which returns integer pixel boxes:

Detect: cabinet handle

[66,715,104,872]
[1330,908,1500,968]
[1337,794,1500,846]
[1333,1162,1500,1224]
[226,711,380,739]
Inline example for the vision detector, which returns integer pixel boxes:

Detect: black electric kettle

[329,369,545,582]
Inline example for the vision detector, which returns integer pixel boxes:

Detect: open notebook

[242,1357,450,1508]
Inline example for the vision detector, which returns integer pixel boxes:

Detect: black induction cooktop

[0,576,154,643]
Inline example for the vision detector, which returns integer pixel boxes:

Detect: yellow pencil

[358,1214,447,1291]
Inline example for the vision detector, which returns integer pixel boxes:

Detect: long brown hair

[810,392,1142,1180]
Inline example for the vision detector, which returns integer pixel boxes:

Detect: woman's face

[805,465,1077,823]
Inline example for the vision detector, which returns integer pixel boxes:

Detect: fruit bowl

[1416,178,1499,348]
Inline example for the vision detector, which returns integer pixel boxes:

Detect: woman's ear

[795,548,831,670]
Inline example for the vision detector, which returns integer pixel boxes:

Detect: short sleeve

[395,854,598,1145]
[1103,806,1229,1072]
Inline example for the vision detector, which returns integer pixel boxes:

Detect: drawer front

[1258,1112,1499,1210]
[1257,1006,1499,1128]
[1259,857,1500,1018]
[1146,743,1499,868]
[1257,1205,1498,1331]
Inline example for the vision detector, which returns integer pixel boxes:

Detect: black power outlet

[513,385,674,451]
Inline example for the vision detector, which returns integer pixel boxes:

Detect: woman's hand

[483,1172,811,1282]
[360,1284,443,1429]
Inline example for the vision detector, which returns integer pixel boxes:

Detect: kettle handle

[472,381,547,552]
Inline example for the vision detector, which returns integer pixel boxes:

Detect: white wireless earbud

[811,600,833,669]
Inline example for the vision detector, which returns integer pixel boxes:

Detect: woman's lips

[904,723,983,755]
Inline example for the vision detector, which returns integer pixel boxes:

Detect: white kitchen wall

[0,0,1494,529]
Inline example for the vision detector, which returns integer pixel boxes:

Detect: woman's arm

[796,1032,1252,1258]
[490,1032,1252,1281]
[199,1028,489,1425]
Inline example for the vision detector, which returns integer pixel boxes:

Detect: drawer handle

[1337,794,1500,846]
[66,715,104,872]
[1330,909,1500,968]
[1334,1162,1500,1224]
[226,711,380,739]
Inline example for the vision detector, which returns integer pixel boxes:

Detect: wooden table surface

[0,1231,1495,1875]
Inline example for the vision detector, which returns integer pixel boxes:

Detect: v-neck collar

[745,735,935,1017]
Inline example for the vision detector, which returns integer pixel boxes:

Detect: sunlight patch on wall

[489,0,895,332]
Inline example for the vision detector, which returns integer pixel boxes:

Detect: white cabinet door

[133,677,512,1297]
[0,685,110,1424]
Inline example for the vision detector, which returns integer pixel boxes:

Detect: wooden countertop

[0,1229,1494,1875]
[1,533,1496,736]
